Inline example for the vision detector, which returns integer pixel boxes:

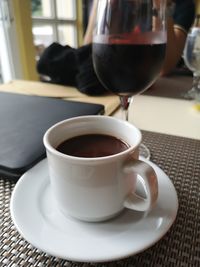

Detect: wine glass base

[182,88,196,100]
[139,143,151,160]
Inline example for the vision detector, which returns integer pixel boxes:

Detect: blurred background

[0,0,200,85]
[0,0,92,83]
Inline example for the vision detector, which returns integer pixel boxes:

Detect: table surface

[1,74,200,266]
[115,74,200,140]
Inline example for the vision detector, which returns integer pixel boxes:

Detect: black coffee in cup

[56,134,129,158]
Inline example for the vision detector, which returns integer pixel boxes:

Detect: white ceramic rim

[43,115,142,163]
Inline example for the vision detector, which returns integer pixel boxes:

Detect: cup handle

[123,159,158,212]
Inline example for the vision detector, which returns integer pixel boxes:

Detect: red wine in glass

[93,40,166,96]
[92,0,167,159]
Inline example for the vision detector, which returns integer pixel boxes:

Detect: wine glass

[92,0,167,160]
[183,21,200,104]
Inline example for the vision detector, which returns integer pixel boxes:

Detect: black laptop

[0,92,104,180]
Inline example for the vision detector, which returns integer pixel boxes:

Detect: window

[31,0,79,58]
[0,0,24,82]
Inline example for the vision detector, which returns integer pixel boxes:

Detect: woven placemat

[1,131,200,267]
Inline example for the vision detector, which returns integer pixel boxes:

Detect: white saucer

[10,158,178,263]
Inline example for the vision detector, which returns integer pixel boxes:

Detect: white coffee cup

[43,115,158,222]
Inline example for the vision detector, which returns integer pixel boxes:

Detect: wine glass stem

[185,72,200,101]
[119,95,151,160]
[193,72,200,101]
[119,96,133,121]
